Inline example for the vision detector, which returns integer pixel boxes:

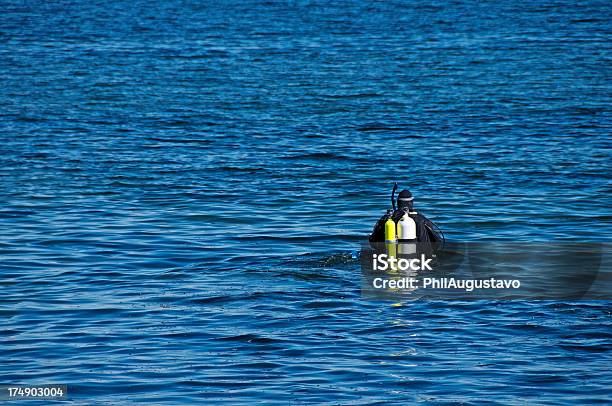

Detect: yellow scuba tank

[384,211,397,243]
[384,211,398,269]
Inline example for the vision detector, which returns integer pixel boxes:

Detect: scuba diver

[369,183,443,245]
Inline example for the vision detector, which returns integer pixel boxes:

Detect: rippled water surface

[1,0,611,403]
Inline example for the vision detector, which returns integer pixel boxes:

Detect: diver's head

[397,189,414,211]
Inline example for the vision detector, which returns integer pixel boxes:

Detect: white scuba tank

[397,212,417,242]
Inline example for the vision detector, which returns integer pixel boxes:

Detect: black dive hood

[397,189,414,211]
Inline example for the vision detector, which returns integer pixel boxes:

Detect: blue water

[1,0,611,403]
